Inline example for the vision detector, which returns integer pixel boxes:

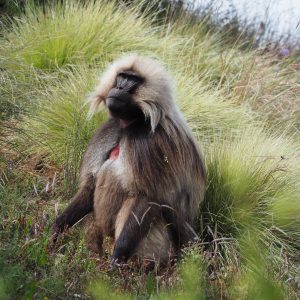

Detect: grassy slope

[0,1,299,299]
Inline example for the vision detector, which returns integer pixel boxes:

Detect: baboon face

[106,71,144,122]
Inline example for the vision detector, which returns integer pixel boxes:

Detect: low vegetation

[0,1,299,299]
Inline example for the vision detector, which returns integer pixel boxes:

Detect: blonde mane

[87,54,179,132]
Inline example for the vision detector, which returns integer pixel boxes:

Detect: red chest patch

[109,144,120,159]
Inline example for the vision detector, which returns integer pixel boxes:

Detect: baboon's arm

[112,198,160,263]
[52,118,121,238]
[52,176,95,235]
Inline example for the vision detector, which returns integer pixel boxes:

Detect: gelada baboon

[52,54,206,266]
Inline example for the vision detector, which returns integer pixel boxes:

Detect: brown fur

[52,54,206,266]
[115,198,136,240]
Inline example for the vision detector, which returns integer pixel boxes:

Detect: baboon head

[88,54,178,131]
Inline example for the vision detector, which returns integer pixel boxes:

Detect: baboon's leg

[85,217,104,255]
[112,198,163,263]
[114,198,136,240]
[161,205,191,251]
[135,221,173,266]
[52,176,95,236]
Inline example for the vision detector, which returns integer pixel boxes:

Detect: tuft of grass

[18,67,107,194]
[201,127,300,297]
[0,1,168,71]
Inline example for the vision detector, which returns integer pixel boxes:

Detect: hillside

[0,1,299,299]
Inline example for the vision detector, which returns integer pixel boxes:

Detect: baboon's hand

[110,257,122,267]
[110,257,129,270]
[48,221,65,247]
[111,246,130,264]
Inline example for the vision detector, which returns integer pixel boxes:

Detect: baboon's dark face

[106,71,144,122]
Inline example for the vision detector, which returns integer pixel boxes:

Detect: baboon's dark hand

[110,257,122,268]
[110,246,130,269]
[111,246,130,264]
[110,257,129,269]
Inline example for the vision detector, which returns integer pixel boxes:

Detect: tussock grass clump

[18,66,107,194]
[0,1,167,71]
[20,67,103,161]
[203,128,300,266]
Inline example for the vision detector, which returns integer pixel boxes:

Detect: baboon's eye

[116,76,126,89]
[115,72,144,93]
